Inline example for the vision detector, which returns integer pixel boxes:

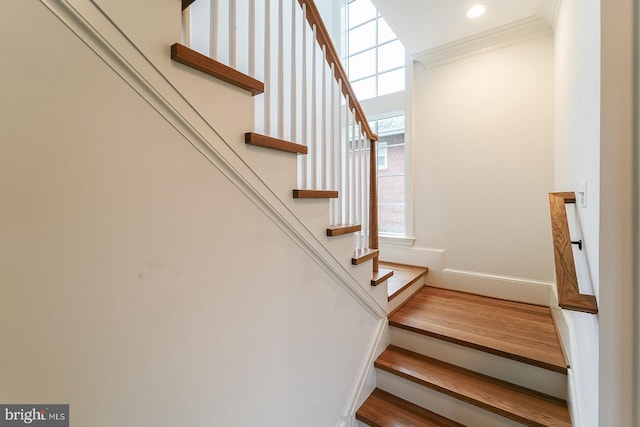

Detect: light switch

[578,181,587,208]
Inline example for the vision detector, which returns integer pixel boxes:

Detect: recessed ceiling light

[466,4,486,19]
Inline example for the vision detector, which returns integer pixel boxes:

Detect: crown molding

[413,15,552,69]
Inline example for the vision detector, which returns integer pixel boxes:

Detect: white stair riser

[386,280,425,314]
[376,369,526,427]
[390,326,568,399]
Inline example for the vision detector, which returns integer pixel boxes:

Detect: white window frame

[345,0,405,100]
[334,0,414,241]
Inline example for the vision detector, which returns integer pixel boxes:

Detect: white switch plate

[578,181,587,208]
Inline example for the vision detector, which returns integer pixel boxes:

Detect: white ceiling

[370,0,558,58]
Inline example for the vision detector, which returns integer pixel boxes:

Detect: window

[343,0,411,239]
[377,142,388,170]
[347,0,405,100]
[369,115,406,235]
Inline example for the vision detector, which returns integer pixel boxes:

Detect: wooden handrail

[297,0,378,142]
[369,139,379,270]
[548,192,598,313]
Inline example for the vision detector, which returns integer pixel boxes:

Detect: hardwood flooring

[388,287,568,373]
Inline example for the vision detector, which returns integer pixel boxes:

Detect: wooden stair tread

[292,189,338,199]
[352,248,379,265]
[376,346,572,427]
[245,132,307,154]
[326,224,361,237]
[170,43,264,95]
[371,268,394,286]
[357,388,465,427]
[380,261,429,301]
[389,287,568,373]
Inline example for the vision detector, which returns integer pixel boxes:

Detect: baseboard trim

[434,267,553,306]
[334,419,348,427]
[557,310,586,427]
[341,318,387,424]
[380,244,553,306]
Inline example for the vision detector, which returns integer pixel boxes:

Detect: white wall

[552,1,601,425]
[599,0,637,425]
[554,0,601,300]
[0,2,378,426]
[405,35,555,301]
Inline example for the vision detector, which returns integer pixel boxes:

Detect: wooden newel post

[369,138,379,272]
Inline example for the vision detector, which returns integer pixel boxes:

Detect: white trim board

[380,244,552,306]
[340,319,389,426]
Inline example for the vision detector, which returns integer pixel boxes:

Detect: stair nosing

[352,249,378,265]
[326,224,362,237]
[170,43,264,95]
[245,132,308,154]
[387,268,429,301]
[292,189,339,199]
[371,268,394,286]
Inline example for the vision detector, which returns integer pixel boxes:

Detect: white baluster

[359,131,368,248]
[355,122,361,246]
[264,0,271,135]
[290,0,297,143]
[335,78,344,225]
[310,25,318,189]
[300,4,308,189]
[181,5,190,45]
[229,0,236,68]
[211,0,219,59]
[352,110,358,228]
[329,64,336,224]
[277,0,285,139]
[249,0,255,76]
[344,103,351,226]
[320,45,328,191]
[345,97,351,225]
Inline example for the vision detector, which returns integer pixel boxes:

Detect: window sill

[379,235,416,247]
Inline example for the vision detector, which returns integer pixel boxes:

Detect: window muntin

[347,0,405,101]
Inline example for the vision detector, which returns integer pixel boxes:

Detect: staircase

[172,0,403,313]
[357,287,572,426]
[172,2,573,426]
